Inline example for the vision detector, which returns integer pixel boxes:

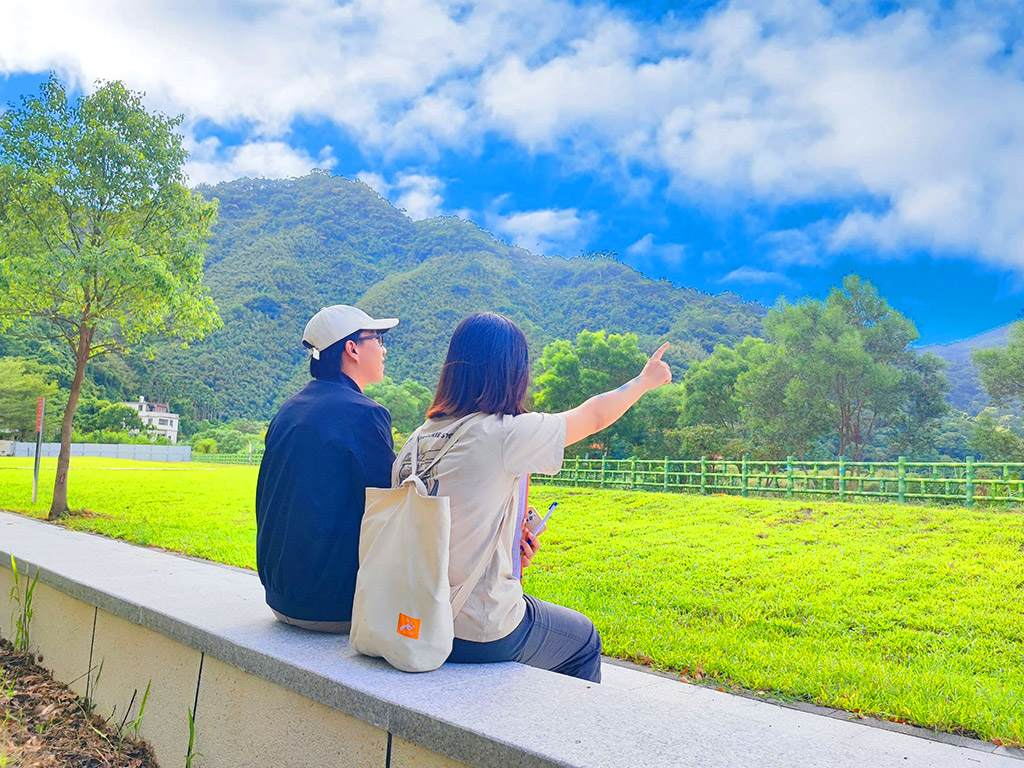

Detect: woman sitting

[394,312,671,683]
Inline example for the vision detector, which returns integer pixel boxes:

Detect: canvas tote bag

[350,415,500,672]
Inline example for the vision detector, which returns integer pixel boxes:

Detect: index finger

[650,342,670,361]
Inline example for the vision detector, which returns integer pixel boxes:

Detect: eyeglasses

[355,331,386,347]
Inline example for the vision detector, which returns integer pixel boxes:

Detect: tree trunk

[48,326,92,520]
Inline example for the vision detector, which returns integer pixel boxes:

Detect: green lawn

[2,456,1022,745]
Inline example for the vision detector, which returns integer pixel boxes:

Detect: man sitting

[255,305,398,631]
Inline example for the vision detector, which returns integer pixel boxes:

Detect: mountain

[7,172,766,424]
[919,322,1015,414]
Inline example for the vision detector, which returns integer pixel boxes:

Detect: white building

[122,397,180,444]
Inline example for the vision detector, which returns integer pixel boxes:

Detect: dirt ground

[0,637,159,767]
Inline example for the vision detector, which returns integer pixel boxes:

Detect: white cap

[302,305,398,359]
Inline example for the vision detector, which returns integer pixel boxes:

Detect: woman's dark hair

[307,332,358,381]
[427,313,530,419]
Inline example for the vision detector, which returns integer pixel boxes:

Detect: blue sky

[3,0,1024,344]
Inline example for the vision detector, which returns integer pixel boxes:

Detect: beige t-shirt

[393,411,566,642]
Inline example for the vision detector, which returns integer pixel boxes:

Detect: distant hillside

[919,322,1015,415]
[119,172,766,422]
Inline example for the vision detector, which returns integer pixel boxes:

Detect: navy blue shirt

[255,375,395,622]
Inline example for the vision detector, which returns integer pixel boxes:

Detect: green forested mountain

[919,323,1014,415]
[6,172,766,424]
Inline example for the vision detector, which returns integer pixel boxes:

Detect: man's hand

[520,524,540,571]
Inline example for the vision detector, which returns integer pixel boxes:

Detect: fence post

[786,456,794,499]
[838,456,846,501]
[966,456,974,508]
[573,457,579,488]
[630,457,637,489]
[664,457,670,492]
[600,455,606,489]
[741,454,749,497]
[700,456,707,495]
[897,456,906,503]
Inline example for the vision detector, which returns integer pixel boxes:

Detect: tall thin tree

[0,76,221,519]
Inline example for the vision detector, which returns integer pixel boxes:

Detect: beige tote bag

[350,415,498,672]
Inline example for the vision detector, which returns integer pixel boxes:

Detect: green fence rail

[192,451,1022,507]
[543,455,1024,507]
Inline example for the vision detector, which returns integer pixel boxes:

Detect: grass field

[1,456,1022,745]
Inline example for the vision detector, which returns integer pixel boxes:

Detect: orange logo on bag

[397,613,421,639]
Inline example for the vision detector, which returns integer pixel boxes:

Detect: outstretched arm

[561,342,672,447]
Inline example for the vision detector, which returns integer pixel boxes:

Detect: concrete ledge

[0,510,1020,768]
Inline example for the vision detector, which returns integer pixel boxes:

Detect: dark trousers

[447,595,602,683]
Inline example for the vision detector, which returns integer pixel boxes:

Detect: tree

[742,275,942,461]
[364,377,434,434]
[877,352,949,458]
[0,76,221,518]
[735,342,831,458]
[627,383,686,459]
[974,322,1024,406]
[87,403,146,433]
[0,357,62,440]
[969,408,1024,461]
[533,330,649,456]
[681,337,765,429]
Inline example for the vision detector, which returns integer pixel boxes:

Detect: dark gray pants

[447,595,602,683]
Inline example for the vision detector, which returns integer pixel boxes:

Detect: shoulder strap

[411,413,486,479]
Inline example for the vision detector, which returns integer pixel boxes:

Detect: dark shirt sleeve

[353,405,396,490]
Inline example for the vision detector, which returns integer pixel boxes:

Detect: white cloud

[626,233,656,256]
[6,0,1024,271]
[393,173,445,220]
[720,266,790,285]
[356,171,392,198]
[356,170,445,219]
[183,137,335,185]
[488,207,594,254]
[625,233,687,269]
[758,227,825,267]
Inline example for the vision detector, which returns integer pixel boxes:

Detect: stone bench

[0,510,1019,767]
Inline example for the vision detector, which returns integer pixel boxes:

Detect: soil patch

[0,638,158,767]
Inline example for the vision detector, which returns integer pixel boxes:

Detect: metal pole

[32,397,45,503]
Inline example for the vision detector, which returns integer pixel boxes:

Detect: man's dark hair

[307,331,359,381]
[427,312,530,419]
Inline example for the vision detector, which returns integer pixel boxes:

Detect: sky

[2,0,1024,345]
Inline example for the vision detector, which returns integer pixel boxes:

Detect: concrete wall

[12,442,192,462]
[0,564,466,768]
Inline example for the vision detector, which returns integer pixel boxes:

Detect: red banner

[36,397,45,432]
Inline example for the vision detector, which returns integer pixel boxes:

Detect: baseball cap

[302,305,398,359]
